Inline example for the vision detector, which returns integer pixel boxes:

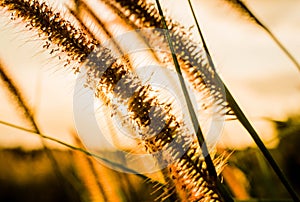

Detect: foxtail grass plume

[101,0,234,116]
[0,0,227,201]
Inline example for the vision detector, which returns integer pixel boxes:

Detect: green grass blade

[154,0,215,177]
[0,119,169,187]
[155,1,234,201]
[187,1,300,200]
[0,120,181,202]
[223,0,300,72]
[222,81,300,202]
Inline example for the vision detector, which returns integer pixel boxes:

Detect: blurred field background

[0,117,300,201]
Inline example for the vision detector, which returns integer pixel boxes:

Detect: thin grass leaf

[102,0,234,117]
[187,1,300,201]
[154,1,233,201]
[223,83,300,201]
[0,59,69,192]
[221,0,300,72]
[0,118,180,201]
[0,119,155,183]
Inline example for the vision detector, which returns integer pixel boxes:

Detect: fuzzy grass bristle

[1,0,228,201]
[0,0,96,64]
[102,0,234,116]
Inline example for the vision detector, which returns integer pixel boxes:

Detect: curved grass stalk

[0,119,148,180]
[98,0,299,200]
[155,1,232,201]
[223,85,300,202]
[98,0,300,199]
[0,118,180,201]
[221,0,300,72]
[0,0,226,200]
[0,60,68,192]
[0,61,36,130]
[186,0,300,201]
[100,0,234,117]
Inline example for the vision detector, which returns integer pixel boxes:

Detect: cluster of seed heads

[0,0,96,67]
[0,0,225,201]
[87,52,223,201]
[104,0,234,116]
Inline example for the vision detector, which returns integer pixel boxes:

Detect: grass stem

[186,1,300,200]
[155,1,233,201]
